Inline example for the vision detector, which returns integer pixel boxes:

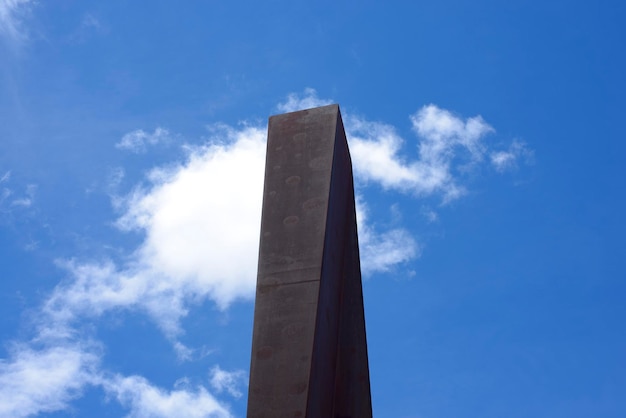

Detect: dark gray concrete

[247,104,372,418]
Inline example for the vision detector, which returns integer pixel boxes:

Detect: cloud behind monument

[0,89,530,417]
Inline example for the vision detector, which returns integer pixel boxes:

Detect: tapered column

[247,104,372,418]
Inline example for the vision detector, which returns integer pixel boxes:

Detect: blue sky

[1,1,625,417]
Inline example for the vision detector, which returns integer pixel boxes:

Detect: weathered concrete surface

[247,104,372,418]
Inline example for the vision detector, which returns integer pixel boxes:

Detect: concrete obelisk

[247,104,372,418]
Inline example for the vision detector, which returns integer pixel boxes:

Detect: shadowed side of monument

[247,104,372,418]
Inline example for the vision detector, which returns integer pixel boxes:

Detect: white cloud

[0,0,31,42]
[44,260,138,322]
[411,104,492,162]
[347,117,421,189]
[276,87,332,113]
[360,229,419,274]
[490,140,533,172]
[102,375,232,418]
[0,293,233,418]
[116,127,172,153]
[0,344,99,418]
[0,319,234,418]
[347,105,495,202]
[209,366,247,398]
[173,341,194,362]
[355,196,419,274]
[45,126,267,339]
[0,171,10,183]
[117,125,267,310]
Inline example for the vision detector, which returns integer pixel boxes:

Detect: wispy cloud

[0,311,234,417]
[421,206,439,223]
[276,87,332,113]
[80,13,100,30]
[277,90,518,203]
[0,343,100,418]
[0,177,36,212]
[116,127,172,153]
[101,375,233,418]
[0,0,32,43]
[348,104,494,202]
[10,184,35,207]
[411,104,491,162]
[69,13,106,43]
[356,195,418,274]
[490,140,533,172]
[209,366,247,399]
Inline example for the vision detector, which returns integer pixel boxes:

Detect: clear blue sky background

[1,1,625,417]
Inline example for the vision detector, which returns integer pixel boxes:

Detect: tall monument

[247,104,372,418]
